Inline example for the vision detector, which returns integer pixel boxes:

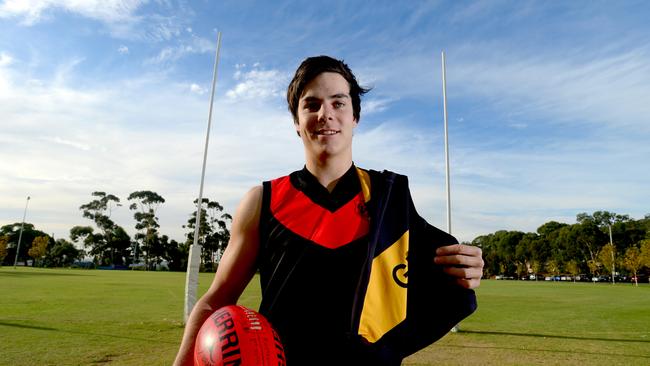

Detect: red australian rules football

[194,305,286,366]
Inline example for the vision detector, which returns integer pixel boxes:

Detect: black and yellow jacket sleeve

[350,168,477,362]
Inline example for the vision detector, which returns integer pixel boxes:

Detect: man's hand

[434,244,484,289]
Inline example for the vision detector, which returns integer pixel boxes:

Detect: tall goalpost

[184,31,222,323]
[441,50,460,333]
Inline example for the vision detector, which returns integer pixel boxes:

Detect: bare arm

[173,186,263,366]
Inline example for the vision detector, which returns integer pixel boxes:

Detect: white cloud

[189,83,205,94]
[118,45,129,54]
[225,65,288,101]
[0,0,146,25]
[362,97,394,115]
[40,136,91,151]
[2,51,648,245]
[0,0,191,43]
[449,46,650,131]
[145,35,214,64]
[0,56,301,243]
[0,52,13,66]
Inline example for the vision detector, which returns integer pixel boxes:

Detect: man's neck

[305,155,353,192]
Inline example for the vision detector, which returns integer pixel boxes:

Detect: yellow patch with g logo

[358,230,409,343]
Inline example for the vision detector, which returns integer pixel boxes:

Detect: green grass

[404,280,650,365]
[1,268,649,366]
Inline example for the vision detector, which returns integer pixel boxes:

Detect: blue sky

[2,0,649,244]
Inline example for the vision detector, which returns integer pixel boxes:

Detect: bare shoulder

[225,184,263,255]
[234,185,263,227]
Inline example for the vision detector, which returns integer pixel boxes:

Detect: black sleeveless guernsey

[258,165,382,365]
[258,165,477,365]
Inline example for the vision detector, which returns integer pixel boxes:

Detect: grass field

[1,267,649,366]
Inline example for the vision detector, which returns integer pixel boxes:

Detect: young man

[174,56,483,365]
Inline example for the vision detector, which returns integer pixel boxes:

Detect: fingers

[434,244,484,267]
[434,244,484,289]
[454,277,482,289]
[441,266,483,281]
[436,244,482,257]
[434,253,484,268]
[441,267,483,289]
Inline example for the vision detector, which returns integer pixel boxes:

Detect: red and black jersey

[258,165,477,365]
[258,164,373,365]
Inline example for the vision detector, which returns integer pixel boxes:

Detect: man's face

[295,72,357,160]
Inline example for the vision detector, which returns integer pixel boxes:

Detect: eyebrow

[301,93,350,102]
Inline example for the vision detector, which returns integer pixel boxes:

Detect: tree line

[0,190,231,272]
[4,205,649,280]
[474,211,650,284]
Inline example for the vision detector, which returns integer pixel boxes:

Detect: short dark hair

[287,55,370,124]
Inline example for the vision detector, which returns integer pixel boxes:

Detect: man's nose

[318,104,333,122]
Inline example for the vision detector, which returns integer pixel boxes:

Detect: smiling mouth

[313,129,340,136]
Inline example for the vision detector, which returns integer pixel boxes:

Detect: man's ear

[294,121,301,137]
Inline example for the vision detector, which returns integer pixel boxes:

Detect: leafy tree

[578,211,639,255]
[515,261,527,279]
[577,211,631,227]
[530,260,542,280]
[28,236,49,266]
[546,259,560,278]
[610,220,646,253]
[70,226,101,257]
[622,246,643,286]
[537,221,569,237]
[128,190,165,267]
[166,238,189,271]
[468,211,648,280]
[567,220,607,265]
[79,192,129,265]
[106,226,132,266]
[515,232,538,270]
[565,260,580,282]
[598,243,617,284]
[587,259,601,277]
[534,222,567,266]
[537,222,568,269]
[43,239,82,267]
[0,235,8,264]
[473,234,498,276]
[184,198,232,270]
[0,223,49,265]
[640,239,650,268]
[496,230,524,275]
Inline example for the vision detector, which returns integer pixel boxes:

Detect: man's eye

[305,102,319,111]
[333,101,344,108]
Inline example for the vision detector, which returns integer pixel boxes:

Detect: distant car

[592,275,610,282]
[72,261,95,269]
[575,274,590,282]
[129,262,146,270]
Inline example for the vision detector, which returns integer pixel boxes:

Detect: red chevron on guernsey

[270,176,369,249]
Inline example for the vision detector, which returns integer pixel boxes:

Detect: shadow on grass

[0,321,176,344]
[441,342,650,359]
[0,321,56,331]
[460,329,650,344]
